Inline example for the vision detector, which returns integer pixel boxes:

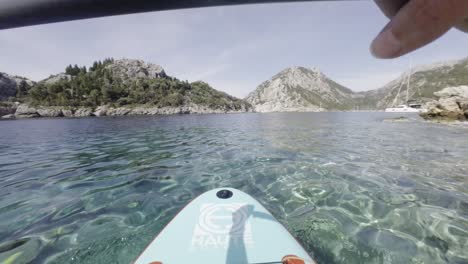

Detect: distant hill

[245,67,355,112]
[245,58,468,112]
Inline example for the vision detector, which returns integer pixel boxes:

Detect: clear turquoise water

[0,113,467,264]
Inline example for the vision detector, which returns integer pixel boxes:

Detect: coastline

[2,104,465,123]
[1,103,253,119]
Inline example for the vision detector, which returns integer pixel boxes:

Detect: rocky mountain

[246,58,468,112]
[359,57,468,109]
[245,67,355,112]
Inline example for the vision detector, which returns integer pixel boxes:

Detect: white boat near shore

[385,104,421,113]
[385,65,425,113]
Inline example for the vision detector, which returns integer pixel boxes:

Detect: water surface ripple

[0,113,467,264]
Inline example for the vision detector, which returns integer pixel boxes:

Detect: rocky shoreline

[1,103,252,119]
[420,86,468,121]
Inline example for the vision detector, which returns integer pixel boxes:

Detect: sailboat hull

[385,106,421,113]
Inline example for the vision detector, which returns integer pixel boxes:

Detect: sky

[0,1,467,98]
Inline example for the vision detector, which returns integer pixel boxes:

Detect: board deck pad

[134,188,315,264]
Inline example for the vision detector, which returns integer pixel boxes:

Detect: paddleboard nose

[134,188,316,264]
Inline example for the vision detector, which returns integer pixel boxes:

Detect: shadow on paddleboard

[226,204,277,264]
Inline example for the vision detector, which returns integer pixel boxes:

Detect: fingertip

[371,28,403,59]
[370,37,385,59]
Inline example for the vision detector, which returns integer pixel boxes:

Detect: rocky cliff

[245,67,355,112]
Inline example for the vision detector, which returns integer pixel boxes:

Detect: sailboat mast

[406,69,411,103]
[319,85,322,111]
[392,79,403,107]
[406,61,412,104]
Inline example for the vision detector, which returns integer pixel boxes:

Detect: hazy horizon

[1,1,467,97]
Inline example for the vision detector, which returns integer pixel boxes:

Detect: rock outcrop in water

[420,86,468,121]
[1,58,252,119]
[245,67,355,112]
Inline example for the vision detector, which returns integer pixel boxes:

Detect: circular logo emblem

[198,204,250,235]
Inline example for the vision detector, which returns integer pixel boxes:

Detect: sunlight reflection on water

[0,113,467,264]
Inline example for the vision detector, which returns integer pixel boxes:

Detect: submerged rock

[0,237,42,264]
[421,86,468,121]
[383,116,409,122]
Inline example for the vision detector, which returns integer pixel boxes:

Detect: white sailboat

[385,66,423,113]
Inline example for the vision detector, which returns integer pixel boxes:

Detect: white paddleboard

[134,188,315,264]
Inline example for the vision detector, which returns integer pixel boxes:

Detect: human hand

[371,0,468,59]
